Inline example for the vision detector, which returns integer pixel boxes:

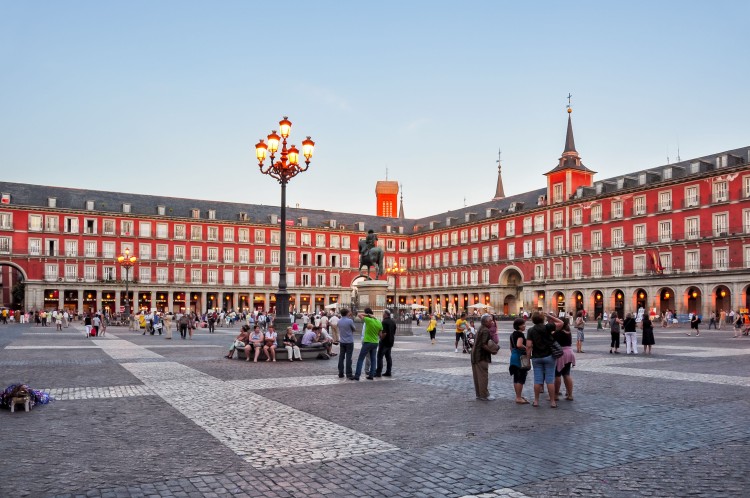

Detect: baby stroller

[465,330,476,353]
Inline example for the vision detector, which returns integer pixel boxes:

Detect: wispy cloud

[295,82,351,112]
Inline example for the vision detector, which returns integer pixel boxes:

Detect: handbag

[234,340,246,348]
[550,340,564,359]
[486,339,500,354]
[519,354,532,371]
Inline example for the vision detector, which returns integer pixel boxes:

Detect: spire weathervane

[567,93,572,113]
[496,148,502,171]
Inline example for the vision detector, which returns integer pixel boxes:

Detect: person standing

[427,315,437,345]
[554,318,575,402]
[708,311,717,330]
[163,311,173,339]
[471,314,497,401]
[455,312,469,353]
[178,313,189,340]
[623,313,638,354]
[329,312,340,345]
[92,313,101,337]
[574,311,585,353]
[352,308,382,381]
[337,309,356,378]
[508,318,529,404]
[719,309,727,330]
[688,314,701,336]
[376,310,396,377]
[526,311,564,408]
[208,312,216,334]
[641,315,655,354]
[602,311,609,329]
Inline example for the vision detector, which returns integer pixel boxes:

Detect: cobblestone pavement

[2,321,750,497]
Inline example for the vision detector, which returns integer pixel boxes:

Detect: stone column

[58,292,64,311]
[200,291,207,314]
[265,292,271,313]
[96,292,103,314]
[114,290,121,314]
[77,289,84,314]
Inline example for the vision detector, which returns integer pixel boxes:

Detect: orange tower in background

[375,180,399,217]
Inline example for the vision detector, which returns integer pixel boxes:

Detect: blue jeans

[354,342,378,379]
[532,355,556,385]
[338,342,354,377]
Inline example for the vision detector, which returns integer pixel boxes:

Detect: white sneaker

[455,348,459,353]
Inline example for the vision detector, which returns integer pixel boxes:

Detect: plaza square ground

[1,320,750,497]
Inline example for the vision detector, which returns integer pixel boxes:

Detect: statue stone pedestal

[354,280,390,316]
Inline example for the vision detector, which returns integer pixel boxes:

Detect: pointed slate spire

[564,112,576,153]
[398,185,405,219]
[493,148,506,200]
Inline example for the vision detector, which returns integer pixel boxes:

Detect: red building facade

[1,112,749,319]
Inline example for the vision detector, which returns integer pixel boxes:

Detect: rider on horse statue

[358,229,385,279]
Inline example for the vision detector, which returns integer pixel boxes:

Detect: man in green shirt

[351,307,383,381]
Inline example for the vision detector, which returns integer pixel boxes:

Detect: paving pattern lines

[94,339,398,469]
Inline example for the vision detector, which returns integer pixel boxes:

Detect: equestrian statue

[358,229,385,280]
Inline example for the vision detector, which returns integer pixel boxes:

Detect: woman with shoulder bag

[226,325,250,359]
[609,312,622,354]
[426,315,437,345]
[554,317,576,402]
[508,318,530,404]
[526,311,564,408]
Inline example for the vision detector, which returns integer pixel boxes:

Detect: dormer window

[208,209,216,220]
[157,205,166,216]
[638,173,646,185]
[239,212,248,221]
[355,221,365,231]
[616,178,624,189]
[191,209,200,219]
[48,198,57,208]
[663,167,672,180]
[690,162,700,174]
[0,193,10,205]
[86,200,95,210]
[122,203,131,213]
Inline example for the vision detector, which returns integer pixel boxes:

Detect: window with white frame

[534,264,544,281]
[572,233,582,252]
[460,230,468,244]
[83,218,96,234]
[535,239,544,257]
[178,268,190,284]
[745,210,750,233]
[84,241,97,258]
[469,270,478,285]
[157,268,168,284]
[658,221,672,242]
[553,211,563,228]
[84,265,96,281]
[685,217,699,240]
[634,224,646,245]
[64,264,77,280]
[207,269,218,285]
[223,270,234,285]
[102,241,115,259]
[43,215,57,232]
[685,186,699,207]
[237,228,249,243]
[139,243,151,260]
[491,246,499,261]
[156,223,168,238]
[523,217,532,234]
[206,247,217,262]
[534,215,544,231]
[482,246,489,262]
[65,240,78,257]
[191,246,202,261]
[713,181,728,203]
[471,248,478,263]
[553,183,564,203]
[223,248,234,263]
[314,234,325,247]
[271,250,280,264]
[174,224,185,239]
[207,226,218,241]
[661,253,672,273]
[658,191,672,211]
[523,240,532,258]
[156,244,167,260]
[745,246,750,268]
[386,239,396,251]
[592,259,602,278]
[451,272,458,286]
[460,250,468,265]
[300,232,311,246]
[174,246,185,261]
[572,208,582,225]
[101,266,115,281]
[612,257,623,277]
[64,217,79,234]
[481,225,490,240]
[28,238,41,256]
[505,220,515,236]
[190,225,201,240]
[102,219,115,235]
[507,243,515,260]
[713,213,728,236]
[745,176,750,198]
[255,249,265,264]
[0,236,10,254]
[238,271,249,285]
[714,247,728,270]
[139,222,152,238]
[342,254,350,268]
[634,255,646,275]
[121,220,133,236]
[553,263,563,279]
[633,196,646,215]
[554,236,564,254]
[139,267,151,283]
[592,230,602,250]
[591,204,602,222]
[286,252,295,265]
[441,233,449,246]
[685,250,700,272]
[611,200,623,219]
[442,273,449,286]
[449,251,457,265]
[572,261,582,279]
[611,227,624,248]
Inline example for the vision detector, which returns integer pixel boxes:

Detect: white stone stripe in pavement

[42,385,154,400]
[575,364,750,387]
[226,374,395,390]
[95,339,398,469]
[5,345,102,349]
[459,489,529,498]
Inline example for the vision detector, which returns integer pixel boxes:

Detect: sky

[2,1,749,219]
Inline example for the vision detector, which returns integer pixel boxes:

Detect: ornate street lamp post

[255,116,315,331]
[116,248,137,321]
[386,262,406,317]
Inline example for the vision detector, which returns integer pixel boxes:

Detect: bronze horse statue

[358,239,385,280]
